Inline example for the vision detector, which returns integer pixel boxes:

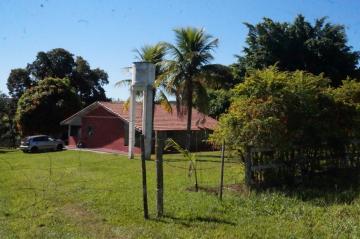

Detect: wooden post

[140,134,149,219]
[155,131,165,217]
[219,140,225,200]
[245,146,252,186]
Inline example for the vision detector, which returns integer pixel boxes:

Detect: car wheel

[30,147,38,153]
[57,144,63,151]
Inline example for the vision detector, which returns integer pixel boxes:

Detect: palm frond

[122,97,131,111]
[165,138,192,162]
[165,138,198,188]
[115,79,131,88]
[156,90,173,113]
[192,81,209,114]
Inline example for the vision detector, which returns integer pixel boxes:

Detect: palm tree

[116,43,172,112]
[162,27,219,150]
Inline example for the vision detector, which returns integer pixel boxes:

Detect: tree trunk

[186,79,193,151]
[219,141,225,200]
[194,162,198,192]
[140,134,149,219]
[155,131,165,217]
[245,146,252,186]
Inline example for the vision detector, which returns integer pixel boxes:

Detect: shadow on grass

[154,215,235,227]
[21,149,68,154]
[187,168,360,206]
[0,149,17,154]
[164,157,241,164]
[251,168,360,206]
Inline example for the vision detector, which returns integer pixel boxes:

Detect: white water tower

[128,62,155,160]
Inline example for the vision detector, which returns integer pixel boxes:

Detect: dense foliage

[0,93,11,142]
[16,78,81,136]
[0,93,18,146]
[7,48,109,105]
[207,89,232,118]
[210,67,360,186]
[211,67,360,152]
[234,15,360,86]
[6,68,33,100]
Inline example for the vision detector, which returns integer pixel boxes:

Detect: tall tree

[73,56,109,105]
[237,15,360,86]
[162,27,218,150]
[16,78,81,136]
[0,92,18,146]
[27,48,75,80]
[7,68,33,100]
[201,64,237,118]
[0,92,10,141]
[24,48,109,105]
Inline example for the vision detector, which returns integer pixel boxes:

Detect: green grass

[1,149,360,238]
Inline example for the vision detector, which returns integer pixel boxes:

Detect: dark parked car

[20,135,64,153]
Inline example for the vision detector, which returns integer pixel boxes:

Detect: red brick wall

[78,106,140,153]
[69,136,78,146]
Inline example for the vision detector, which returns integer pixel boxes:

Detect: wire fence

[0,149,244,223]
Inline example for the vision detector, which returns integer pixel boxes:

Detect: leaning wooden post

[219,140,225,200]
[155,131,165,217]
[245,146,252,186]
[140,134,149,219]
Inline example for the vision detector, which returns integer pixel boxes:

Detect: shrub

[211,67,360,169]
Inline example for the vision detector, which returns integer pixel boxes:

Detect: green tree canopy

[16,78,81,136]
[6,68,33,100]
[235,15,360,86]
[27,48,74,80]
[8,48,109,105]
[211,67,359,152]
[0,92,10,138]
[0,92,18,146]
[72,56,109,105]
[207,89,232,119]
[330,79,360,110]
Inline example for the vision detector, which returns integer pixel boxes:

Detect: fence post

[219,140,225,200]
[245,146,252,186]
[155,131,165,217]
[140,134,149,219]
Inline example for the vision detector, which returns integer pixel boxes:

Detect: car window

[41,136,49,141]
[34,136,48,142]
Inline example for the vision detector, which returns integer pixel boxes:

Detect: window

[87,126,94,136]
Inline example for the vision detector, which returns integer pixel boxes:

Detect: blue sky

[1,0,360,100]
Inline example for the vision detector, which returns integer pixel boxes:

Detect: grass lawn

[1,149,360,238]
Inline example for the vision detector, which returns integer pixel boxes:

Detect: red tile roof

[99,101,217,131]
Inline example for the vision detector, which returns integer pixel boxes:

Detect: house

[60,101,217,153]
